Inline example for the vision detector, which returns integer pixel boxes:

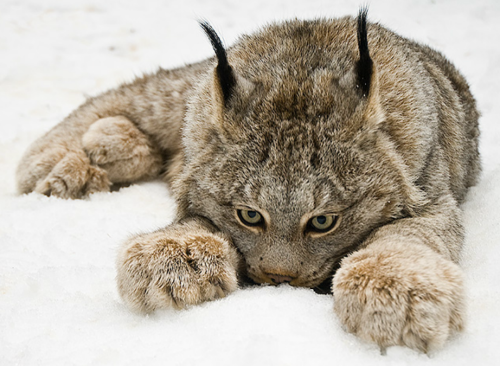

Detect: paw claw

[215,286,226,299]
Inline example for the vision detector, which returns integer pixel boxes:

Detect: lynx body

[16,12,480,353]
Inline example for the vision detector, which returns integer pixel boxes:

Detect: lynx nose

[265,273,295,284]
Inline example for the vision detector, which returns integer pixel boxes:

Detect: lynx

[16,10,480,353]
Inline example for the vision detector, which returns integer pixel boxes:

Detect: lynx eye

[237,209,264,227]
[307,215,339,233]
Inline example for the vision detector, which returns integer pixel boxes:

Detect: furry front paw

[116,222,240,312]
[333,241,464,353]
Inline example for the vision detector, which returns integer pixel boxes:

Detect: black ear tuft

[199,21,236,105]
[356,7,373,98]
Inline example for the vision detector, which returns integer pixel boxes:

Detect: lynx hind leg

[82,116,163,183]
[31,149,111,199]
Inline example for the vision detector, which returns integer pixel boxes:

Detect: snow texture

[1,0,499,364]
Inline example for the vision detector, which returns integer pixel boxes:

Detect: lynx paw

[33,150,111,199]
[333,241,464,353]
[117,222,239,312]
[82,116,162,183]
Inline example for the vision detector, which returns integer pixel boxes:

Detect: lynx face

[192,140,404,288]
[180,46,409,287]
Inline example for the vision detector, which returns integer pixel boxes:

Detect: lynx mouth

[245,257,338,289]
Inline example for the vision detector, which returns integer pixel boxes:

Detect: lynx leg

[18,115,163,199]
[16,52,204,199]
[82,116,163,183]
[333,196,465,353]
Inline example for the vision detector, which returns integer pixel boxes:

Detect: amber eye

[237,209,264,227]
[307,215,339,233]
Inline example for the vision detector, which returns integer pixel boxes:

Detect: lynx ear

[356,8,372,98]
[200,22,236,107]
[356,8,384,125]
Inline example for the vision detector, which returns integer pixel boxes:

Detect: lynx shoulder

[17,10,479,353]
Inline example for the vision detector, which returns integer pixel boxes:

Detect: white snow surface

[1,0,499,364]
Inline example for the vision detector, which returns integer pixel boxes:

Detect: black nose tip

[265,273,295,284]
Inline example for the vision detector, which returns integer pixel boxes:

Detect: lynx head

[178,10,423,290]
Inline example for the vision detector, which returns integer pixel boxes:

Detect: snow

[1,0,499,364]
